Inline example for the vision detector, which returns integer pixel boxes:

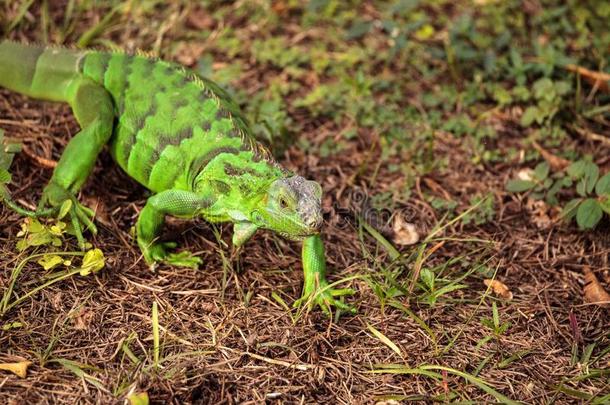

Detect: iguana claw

[297,235,356,317]
[294,280,356,316]
[141,241,202,269]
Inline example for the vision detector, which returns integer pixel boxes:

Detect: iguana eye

[279,197,289,209]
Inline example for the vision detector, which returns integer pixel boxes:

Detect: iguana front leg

[294,234,356,315]
[136,189,215,269]
[37,78,114,248]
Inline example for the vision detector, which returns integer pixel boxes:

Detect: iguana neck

[194,151,290,218]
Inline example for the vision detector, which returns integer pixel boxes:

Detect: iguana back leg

[38,78,114,248]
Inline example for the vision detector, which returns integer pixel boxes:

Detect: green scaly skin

[0,41,354,315]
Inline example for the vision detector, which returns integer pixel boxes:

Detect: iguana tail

[0,40,83,102]
[0,41,77,217]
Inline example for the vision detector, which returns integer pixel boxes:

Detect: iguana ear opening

[251,209,265,226]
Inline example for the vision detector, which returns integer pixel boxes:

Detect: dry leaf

[516,168,534,182]
[73,307,95,330]
[392,214,419,245]
[583,267,610,307]
[532,141,570,171]
[525,198,552,229]
[185,7,215,30]
[174,42,205,67]
[0,361,32,378]
[484,279,513,300]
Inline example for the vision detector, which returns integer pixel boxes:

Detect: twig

[570,125,610,147]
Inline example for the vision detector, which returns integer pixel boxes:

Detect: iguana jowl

[0,41,354,314]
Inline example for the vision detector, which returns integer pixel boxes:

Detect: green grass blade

[359,217,401,260]
[388,301,437,350]
[421,365,519,404]
[371,364,519,404]
[49,358,108,392]
[367,324,401,356]
[5,0,36,33]
[76,4,122,48]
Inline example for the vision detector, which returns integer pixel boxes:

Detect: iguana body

[0,41,354,314]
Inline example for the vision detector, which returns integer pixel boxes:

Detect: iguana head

[252,175,323,240]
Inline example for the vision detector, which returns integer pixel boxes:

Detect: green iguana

[0,41,354,314]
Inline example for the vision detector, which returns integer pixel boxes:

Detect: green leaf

[49,221,67,237]
[506,179,536,192]
[520,106,540,127]
[0,131,21,171]
[492,302,500,328]
[554,81,572,96]
[492,86,512,105]
[561,198,582,221]
[420,268,435,291]
[49,358,106,391]
[595,173,610,196]
[576,199,603,229]
[79,248,105,276]
[567,160,586,179]
[599,195,610,215]
[15,218,64,251]
[584,162,599,194]
[533,78,555,100]
[542,177,553,189]
[128,392,149,405]
[345,20,372,40]
[546,179,565,206]
[534,162,550,181]
[576,178,587,197]
[2,321,23,331]
[431,283,467,299]
[38,254,65,271]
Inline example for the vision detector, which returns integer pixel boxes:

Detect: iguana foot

[294,281,356,316]
[141,241,202,269]
[37,181,97,249]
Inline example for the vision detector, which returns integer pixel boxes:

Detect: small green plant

[481,302,511,338]
[476,301,512,349]
[507,158,610,229]
[0,249,105,316]
[0,130,20,204]
[461,193,495,226]
[16,218,66,251]
[519,78,572,129]
[418,267,467,306]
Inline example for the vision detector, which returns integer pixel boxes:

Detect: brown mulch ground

[1,2,609,403]
[1,89,608,404]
